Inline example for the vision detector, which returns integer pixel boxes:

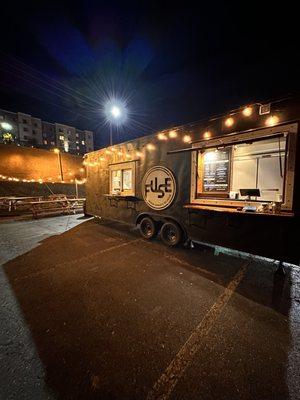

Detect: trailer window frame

[190,123,298,211]
[109,161,136,196]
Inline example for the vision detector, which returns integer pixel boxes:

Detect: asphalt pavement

[0,215,299,400]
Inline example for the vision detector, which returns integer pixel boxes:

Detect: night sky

[0,1,299,148]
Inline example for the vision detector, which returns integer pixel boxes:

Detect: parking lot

[0,214,300,400]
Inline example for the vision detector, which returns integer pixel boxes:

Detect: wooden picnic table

[0,196,43,212]
[30,198,85,218]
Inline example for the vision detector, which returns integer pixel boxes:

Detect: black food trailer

[84,97,300,265]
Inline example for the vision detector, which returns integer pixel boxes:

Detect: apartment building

[0,108,94,155]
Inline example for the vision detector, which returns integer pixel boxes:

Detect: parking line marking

[164,254,219,281]
[13,238,142,282]
[146,260,251,400]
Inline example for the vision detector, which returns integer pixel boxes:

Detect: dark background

[0,1,299,148]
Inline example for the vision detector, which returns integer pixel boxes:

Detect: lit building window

[64,141,69,152]
[59,135,64,140]
[81,140,85,145]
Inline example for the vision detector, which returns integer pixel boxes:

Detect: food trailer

[84,97,300,265]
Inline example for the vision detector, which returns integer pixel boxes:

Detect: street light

[53,148,64,181]
[104,100,127,145]
[0,122,13,131]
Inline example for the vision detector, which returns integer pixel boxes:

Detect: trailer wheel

[160,221,183,247]
[139,217,157,239]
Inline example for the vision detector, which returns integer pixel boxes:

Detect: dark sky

[0,1,299,148]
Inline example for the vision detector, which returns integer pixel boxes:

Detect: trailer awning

[167,125,289,155]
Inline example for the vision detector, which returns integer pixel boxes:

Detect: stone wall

[0,143,85,183]
[0,181,85,198]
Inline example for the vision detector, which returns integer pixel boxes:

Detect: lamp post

[105,101,127,145]
[53,148,64,181]
[0,122,14,143]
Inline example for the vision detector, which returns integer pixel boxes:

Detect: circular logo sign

[142,166,176,210]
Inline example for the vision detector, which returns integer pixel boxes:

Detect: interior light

[204,151,218,162]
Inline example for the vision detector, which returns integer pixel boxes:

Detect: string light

[242,106,253,117]
[203,131,212,140]
[183,134,191,143]
[135,151,143,157]
[169,130,177,138]
[225,117,234,127]
[158,133,167,141]
[146,143,155,151]
[265,115,279,126]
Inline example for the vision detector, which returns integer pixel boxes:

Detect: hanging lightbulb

[225,117,234,127]
[265,115,279,126]
[203,131,212,140]
[242,106,253,117]
[157,133,167,140]
[183,134,191,143]
[169,130,178,138]
[146,143,156,151]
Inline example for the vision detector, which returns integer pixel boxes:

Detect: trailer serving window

[190,123,297,211]
[109,161,136,196]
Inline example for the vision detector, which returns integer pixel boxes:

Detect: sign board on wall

[142,166,176,210]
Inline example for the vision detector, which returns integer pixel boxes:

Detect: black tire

[160,221,183,247]
[139,217,157,239]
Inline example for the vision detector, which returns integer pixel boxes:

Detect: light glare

[111,106,121,118]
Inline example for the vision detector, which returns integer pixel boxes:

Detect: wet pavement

[0,215,299,400]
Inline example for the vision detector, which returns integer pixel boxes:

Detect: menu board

[203,148,230,192]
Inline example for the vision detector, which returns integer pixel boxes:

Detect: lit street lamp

[53,148,64,181]
[0,122,13,131]
[0,122,14,144]
[104,100,127,145]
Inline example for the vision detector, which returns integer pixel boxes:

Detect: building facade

[0,108,94,155]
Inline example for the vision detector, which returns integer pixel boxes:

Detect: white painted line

[13,238,142,282]
[164,254,218,281]
[146,260,251,400]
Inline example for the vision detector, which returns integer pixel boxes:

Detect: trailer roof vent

[259,103,271,115]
